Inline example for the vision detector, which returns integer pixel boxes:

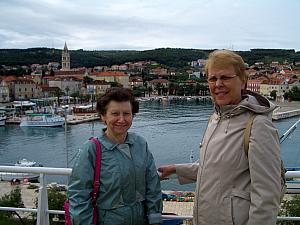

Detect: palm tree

[54,88,63,106]
[65,86,70,104]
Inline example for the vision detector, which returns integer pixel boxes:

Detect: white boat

[0,111,7,126]
[20,113,65,127]
[0,159,42,182]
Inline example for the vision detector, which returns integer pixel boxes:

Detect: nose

[118,114,125,122]
[215,78,223,86]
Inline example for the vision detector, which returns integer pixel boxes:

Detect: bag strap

[89,137,102,225]
[244,112,257,156]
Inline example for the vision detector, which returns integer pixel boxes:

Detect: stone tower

[61,42,70,71]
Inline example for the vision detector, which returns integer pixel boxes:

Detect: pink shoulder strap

[89,137,102,224]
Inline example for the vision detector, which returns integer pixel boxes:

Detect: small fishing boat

[20,113,65,127]
[0,111,7,126]
[0,159,42,182]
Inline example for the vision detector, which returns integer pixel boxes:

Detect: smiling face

[208,65,246,107]
[101,100,133,139]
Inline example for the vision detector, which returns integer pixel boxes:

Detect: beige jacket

[176,93,281,225]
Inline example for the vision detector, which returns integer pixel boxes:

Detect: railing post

[36,173,49,225]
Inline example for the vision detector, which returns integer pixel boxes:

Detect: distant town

[0,43,300,107]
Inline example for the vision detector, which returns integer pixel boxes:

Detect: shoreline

[5,101,300,125]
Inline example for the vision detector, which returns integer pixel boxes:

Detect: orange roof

[55,70,86,76]
[149,79,170,84]
[3,76,18,82]
[93,71,128,77]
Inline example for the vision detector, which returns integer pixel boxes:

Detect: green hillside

[0,48,299,69]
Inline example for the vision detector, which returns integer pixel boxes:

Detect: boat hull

[20,114,65,127]
[20,121,65,127]
[0,117,6,126]
[0,172,39,182]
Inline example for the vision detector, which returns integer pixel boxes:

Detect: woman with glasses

[159,50,281,225]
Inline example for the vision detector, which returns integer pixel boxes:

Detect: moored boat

[20,113,65,127]
[0,111,7,126]
[0,159,42,182]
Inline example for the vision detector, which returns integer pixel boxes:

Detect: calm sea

[0,101,299,191]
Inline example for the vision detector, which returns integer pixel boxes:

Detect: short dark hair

[96,87,139,116]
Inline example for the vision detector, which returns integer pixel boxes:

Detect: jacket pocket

[231,189,250,225]
[102,208,125,225]
[134,163,146,194]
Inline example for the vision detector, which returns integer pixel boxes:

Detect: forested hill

[0,48,299,68]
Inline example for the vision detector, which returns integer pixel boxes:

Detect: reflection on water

[0,101,300,191]
[20,126,65,137]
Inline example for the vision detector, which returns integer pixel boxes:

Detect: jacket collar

[99,128,134,151]
[214,91,276,118]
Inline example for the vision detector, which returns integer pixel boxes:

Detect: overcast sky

[0,0,299,51]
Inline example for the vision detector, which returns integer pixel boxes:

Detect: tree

[83,76,94,88]
[270,90,277,100]
[65,86,70,104]
[284,86,300,101]
[132,86,146,97]
[32,186,67,222]
[0,186,24,220]
[47,186,67,221]
[54,88,63,106]
[278,195,300,225]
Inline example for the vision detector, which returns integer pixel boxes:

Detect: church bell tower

[61,42,70,71]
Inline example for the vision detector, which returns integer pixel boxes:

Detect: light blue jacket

[68,130,162,225]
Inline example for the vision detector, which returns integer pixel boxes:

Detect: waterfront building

[86,80,111,96]
[47,76,82,96]
[0,79,10,103]
[247,78,267,93]
[148,79,170,95]
[90,71,130,88]
[259,79,289,99]
[14,77,42,100]
[129,76,144,88]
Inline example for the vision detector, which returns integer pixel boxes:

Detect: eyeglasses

[207,75,238,84]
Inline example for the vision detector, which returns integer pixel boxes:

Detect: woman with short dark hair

[69,87,162,225]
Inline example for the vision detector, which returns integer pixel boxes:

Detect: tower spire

[61,42,70,71]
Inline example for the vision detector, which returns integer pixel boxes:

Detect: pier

[272,101,300,120]
[4,99,300,125]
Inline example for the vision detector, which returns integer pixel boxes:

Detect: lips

[215,91,228,97]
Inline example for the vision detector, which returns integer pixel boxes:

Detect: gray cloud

[0,0,299,50]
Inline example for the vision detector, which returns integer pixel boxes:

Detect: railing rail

[1,166,300,224]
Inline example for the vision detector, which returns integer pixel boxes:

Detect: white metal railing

[0,166,71,225]
[1,166,300,224]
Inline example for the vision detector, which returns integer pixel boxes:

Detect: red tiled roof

[3,76,18,82]
[93,80,109,85]
[93,71,128,77]
[41,86,60,91]
[129,76,143,82]
[149,79,170,84]
[55,70,86,76]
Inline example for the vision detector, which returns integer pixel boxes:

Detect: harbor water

[0,101,300,191]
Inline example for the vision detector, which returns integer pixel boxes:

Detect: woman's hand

[157,165,176,180]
